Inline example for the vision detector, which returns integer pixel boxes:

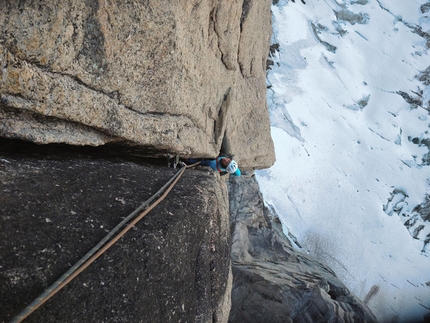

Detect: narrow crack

[1,44,143,114]
[2,44,121,103]
[210,6,230,71]
[212,88,231,146]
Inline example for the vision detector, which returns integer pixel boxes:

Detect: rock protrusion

[228,172,377,323]
[0,0,275,169]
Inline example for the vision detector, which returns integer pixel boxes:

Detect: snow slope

[256,0,430,321]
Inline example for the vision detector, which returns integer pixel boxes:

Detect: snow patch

[258,0,430,321]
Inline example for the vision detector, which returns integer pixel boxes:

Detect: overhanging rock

[0,0,275,169]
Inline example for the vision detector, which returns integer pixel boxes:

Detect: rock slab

[0,139,231,323]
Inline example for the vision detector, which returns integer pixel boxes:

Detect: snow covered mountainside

[256,0,430,322]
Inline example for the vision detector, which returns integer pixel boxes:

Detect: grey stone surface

[0,140,231,323]
[0,0,275,169]
[228,172,377,323]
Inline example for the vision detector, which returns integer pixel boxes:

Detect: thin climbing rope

[10,161,200,323]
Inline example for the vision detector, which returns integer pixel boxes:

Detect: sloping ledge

[228,173,378,323]
[0,140,231,323]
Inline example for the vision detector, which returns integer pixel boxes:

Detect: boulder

[228,172,378,323]
[0,0,275,169]
[0,139,231,323]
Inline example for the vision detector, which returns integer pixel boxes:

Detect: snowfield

[256,0,430,321]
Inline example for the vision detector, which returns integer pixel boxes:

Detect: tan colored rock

[0,0,275,169]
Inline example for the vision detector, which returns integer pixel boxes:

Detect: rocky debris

[382,178,430,254]
[413,195,430,223]
[422,2,430,14]
[0,139,231,323]
[228,172,377,323]
[310,23,337,53]
[266,43,280,70]
[396,90,423,109]
[418,66,430,86]
[0,0,275,169]
[334,9,369,25]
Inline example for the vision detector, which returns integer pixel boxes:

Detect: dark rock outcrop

[0,0,275,169]
[228,173,377,323]
[0,140,231,323]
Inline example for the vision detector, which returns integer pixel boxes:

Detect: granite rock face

[0,1,380,322]
[0,140,231,323]
[0,0,275,169]
[228,173,377,323]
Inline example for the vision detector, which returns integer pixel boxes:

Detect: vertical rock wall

[228,173,378,323]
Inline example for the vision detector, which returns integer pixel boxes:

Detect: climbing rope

[10,161,200,323]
